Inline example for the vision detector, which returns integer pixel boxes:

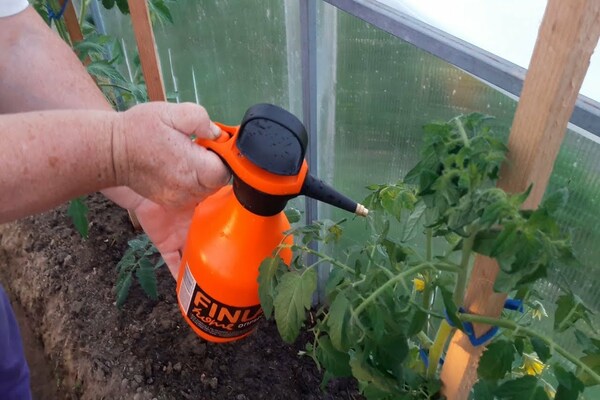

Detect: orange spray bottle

[176,104,368,343]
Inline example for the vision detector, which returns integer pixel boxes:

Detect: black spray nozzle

[231,103,368,218]
[301,174,369,217]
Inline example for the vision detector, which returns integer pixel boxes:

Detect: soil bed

[0,194,358,400]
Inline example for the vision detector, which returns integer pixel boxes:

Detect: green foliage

[67,197,89,238]
[115,234,165,308]
[259,114,599,399]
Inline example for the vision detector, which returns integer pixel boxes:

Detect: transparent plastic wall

[316,2,516,244]
[315,2,600,343]
[100,0,302,122]
[99,0,304,211]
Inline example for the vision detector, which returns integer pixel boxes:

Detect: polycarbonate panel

[316,2,516,243]
[374,0,600,102]
[99,1,306,211]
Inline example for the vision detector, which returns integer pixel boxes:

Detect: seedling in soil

[115,234,165,308]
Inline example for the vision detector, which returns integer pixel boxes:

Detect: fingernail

[210,122,222,139]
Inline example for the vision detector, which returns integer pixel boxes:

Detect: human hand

[111,102,230,209]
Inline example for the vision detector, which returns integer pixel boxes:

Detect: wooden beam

[440,1,600,399]
[127,0,167,102]
[59,0,84,44]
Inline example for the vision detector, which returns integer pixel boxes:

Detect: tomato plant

[259,114,600,399]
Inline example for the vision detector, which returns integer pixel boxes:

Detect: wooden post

[440,1,600,399]
[59,0,84,44]
[127,0,167,102]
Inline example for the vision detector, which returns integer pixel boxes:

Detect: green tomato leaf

[530,337,551,363]
[478,340,515,380]
[258,256,286,319]
[273,269,317,343]
[116,272,133,308]
[87,61,127,83]
[402,201,426,242]
[574,329,600,355]
[541,188,569,215]
[316,336,352,377]
[67,198,89,239]
[102,0,116,9]
[554,364,584,400]
[136,257,158,300]
[115,0,130,14]
[284,207,302,224]
[116,249,135,272]
[554,292,595,333]
[577,353,600,386]
[327,293,352,352]
[440,287,463,331]
[472,380,498,400]
[349,353,399,393]
[494,375,549,400]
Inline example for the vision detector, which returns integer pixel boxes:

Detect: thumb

[162,102,221,139]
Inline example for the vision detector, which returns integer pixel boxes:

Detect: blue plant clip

[445,307,499,347]
[418,347,444,369]
[46,0,69,21]
[504,298,524,312]
[443,298,524,347]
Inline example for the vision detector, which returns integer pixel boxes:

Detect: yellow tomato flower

[522,353,545,376]
[413,275,426,292]
[531,300,548,320]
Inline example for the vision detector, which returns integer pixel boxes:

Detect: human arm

[0,7,230,277]
[0,102,227,223]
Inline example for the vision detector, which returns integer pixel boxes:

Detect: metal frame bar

[300,0,323,302]
[323,0,600,137]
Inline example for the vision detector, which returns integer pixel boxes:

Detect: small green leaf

[478,340,515,380]
[574,329,600,355]
[530,337,551,363]
[541,188,568,215]
[577,353,600,386]
[555,292,594,333]
[149,0,174,25]
[115,0,130,14]
[316,336,352,377]
[87,60,127,83]
[136,257,158,300]
[258,256,285,319]
[494,375,549,400]
[116,273,133,308]
[472,380,498,400]
[102,0,116,9]
[327,293,352,352]
[402,201,426,242]
[67,197,89,238]
[128,235,150,251]
[440,287,463,330]
[284,208,302,224]
[273,269,317,343]
[554,364,584,400]
[350,353,399,393]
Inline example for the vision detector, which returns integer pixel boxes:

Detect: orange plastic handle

[194,123,308,196]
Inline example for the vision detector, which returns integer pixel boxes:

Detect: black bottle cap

[237,104,308,176]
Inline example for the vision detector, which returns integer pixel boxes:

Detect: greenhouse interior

[0,0,599,399]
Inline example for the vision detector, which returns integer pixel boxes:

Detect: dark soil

[0,194,359,400]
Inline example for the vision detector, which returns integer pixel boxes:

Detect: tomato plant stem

[426,320,454,378]
[353,263,431,317]
[455,117,470,148]
[454,228,476,305]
